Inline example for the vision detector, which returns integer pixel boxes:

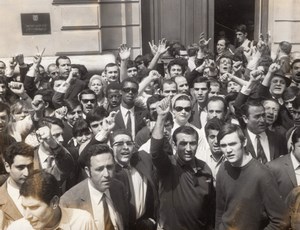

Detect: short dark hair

[121,77,139,90]
[55,56,70,67]
[172,126,199,145]
[72,119,91,137]
[4,142,34,166]
[105,63,118,72]
[78,89,96,101]
[241,100,264,117]
[37,116,64,129]
[109,129,132,147]
[80,144,114,168]
[20,171,60,205]
[167,58,187,74]
[86,106,108,126]
[64,99,81,113]
[127,60,137,69]
[192,76,210,89]
[146,94,163,111]
[292,127,300,145]
[217,123,246,145]
[235,24,247,34]
[106,82,121,95]
[204,117,225,137]
[292,96,300,110]
[34,89,55,110]
[283,86,300,101]
[0,101,10,117]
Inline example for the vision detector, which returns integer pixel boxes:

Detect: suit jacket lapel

[267,131,275,160]
[286,155,298,187]
[245,130,256,158]
[78,180,94,216]
[115,110,126,129]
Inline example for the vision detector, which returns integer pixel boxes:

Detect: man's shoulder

[60,207,96,227]
[7,218,32,230]
[195,158,213,176]
[61,179,88,198]
[267,154,290,168]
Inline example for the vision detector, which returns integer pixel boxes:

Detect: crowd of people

[0,23,300,229]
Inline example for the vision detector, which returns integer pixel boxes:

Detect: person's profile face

[236,31,247,44]
[22,195,55,229]
[0,110,9,132]
[217,39,226,54]
[292,62,300,82]
[86,153,115,192]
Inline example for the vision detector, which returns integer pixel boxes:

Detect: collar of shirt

[88,179,111,205]
[38,147,52,168]
[120,105,134,119]
[247,129,267,145]
[291,153,300,170]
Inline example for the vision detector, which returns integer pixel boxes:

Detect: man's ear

[242,115,248,124]
[4,162,10,174]
[50,195,60,209]
[84,166,91,178]
[44,102,49,109]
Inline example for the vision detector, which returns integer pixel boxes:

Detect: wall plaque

[21,13,51,35]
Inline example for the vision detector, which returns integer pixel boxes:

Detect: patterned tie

[256,135,267,164]
[126,110,132,135]
[103,195,114,230]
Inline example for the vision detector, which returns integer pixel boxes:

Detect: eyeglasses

[122,88,138,94]
[174,106,192,112]
[81,99,96,104]
[112,141,134,147]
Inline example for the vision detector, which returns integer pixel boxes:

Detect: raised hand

[232,61,243,73]
[15,54,25,66]
[156,38,169,55]
[199,32,211,48]
[119,44,131,61]
[249,69,263,82]
[148,40,158,56]
[36,126,57,146]
[8,82,25,95]
[54,106,68,119]
[268,62,281,74]
[157,96,171,117]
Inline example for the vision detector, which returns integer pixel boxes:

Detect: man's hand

[36,126,57,147]
[8,82,25,96]
[55,81,70,93]
[8,56,17,68]
[33,53,42,66]
[119,44,131,61]
[54,106,68,119]
[149,70,161,81]
[198,32,211,48]
[157,96,171,117]
[268,62,280,74]
[102,110,118,132]
[31,98,46,112]
[148,40,158,56]
[232,61,243,73]
[249,69,263,82]
[156,38,169,55]
[15,54,25,66]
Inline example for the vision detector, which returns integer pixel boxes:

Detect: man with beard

[196,117,225,185]
[241,100,287,163]
[112,78,148,139]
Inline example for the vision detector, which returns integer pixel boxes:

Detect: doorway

[214,0,255,47]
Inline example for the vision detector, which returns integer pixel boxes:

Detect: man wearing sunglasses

[151,96,215,230]
[78,89,97,116]
[113,78,148,139]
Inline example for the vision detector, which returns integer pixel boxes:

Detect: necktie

[103,195,114,230]
[126,110,132,135]
[256,135,267,164]
[46,156,54,168]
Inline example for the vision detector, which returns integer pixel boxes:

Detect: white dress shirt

[290,153,300,185]
[120,105,136,139]
[7,177,24,215]
[88,180,122,230]
[247,129,271,162]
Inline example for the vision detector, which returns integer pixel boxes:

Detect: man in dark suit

[113,78,148,140]
[242,100,287,163]
[60,144,130,230]
[267,126,300,200]
[110,129,158,230]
